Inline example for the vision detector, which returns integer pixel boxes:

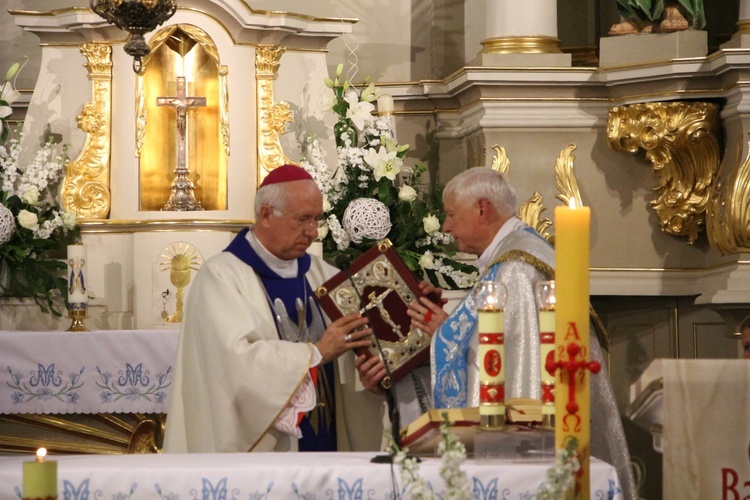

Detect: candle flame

[36,447,47,461]
[568,198,577,209]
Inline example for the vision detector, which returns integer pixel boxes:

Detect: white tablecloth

[0,452,623,498]
[0,329,179,415]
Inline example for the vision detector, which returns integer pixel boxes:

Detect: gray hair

[443,167,517,218]
[254,183,288,219]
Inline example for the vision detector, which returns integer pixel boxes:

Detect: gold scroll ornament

[706,138,750,255]
[607,101,721,244]
[62,42,113,220]
[255,44,296,187]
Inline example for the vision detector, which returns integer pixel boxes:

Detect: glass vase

[334,119,357,148]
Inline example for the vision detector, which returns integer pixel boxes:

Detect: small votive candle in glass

[23,447,57,500]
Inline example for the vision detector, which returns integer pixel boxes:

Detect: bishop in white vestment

[164,165,385,453]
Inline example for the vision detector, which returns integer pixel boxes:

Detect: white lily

[363,145,405,182]
[360,83,377,103]
[344,90,374,131]
[0,82,20,106]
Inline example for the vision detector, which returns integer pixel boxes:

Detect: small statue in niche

[609,0,706,35]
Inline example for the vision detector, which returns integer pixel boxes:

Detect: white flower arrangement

[301,63,477,289]
[391,414,472,499]
[392,415,580,499]
[0,62,79,316]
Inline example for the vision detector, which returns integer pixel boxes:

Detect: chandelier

[90,0,178,72]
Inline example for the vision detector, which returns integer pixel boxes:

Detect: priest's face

[442,194,484,255]
[261,180,323,260]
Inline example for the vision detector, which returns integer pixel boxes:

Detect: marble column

[475,0,571,67]
[723,0,750,47]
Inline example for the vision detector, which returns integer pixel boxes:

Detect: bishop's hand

[315,313,372,364]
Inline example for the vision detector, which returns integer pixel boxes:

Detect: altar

[0,329,179,455]
[0,451,623,498]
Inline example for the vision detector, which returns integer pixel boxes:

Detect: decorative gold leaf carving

[519,192,552,241]
[490,145,510,175]
[135,73,146,157]
[219,65,230,156]
[255,45,285,76]
[706,139,750,254]
[489,143,552,241]
[269,101,293,133]
[607,102,721,244]
[62,42,112,220]
[554,144,582,208]
[256,45,295,186]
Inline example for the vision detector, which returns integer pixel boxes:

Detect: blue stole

[224,228,315,327]
[432,263,501,408]
[224,229,337,451]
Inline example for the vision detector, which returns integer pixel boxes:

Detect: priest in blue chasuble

[359,167,636,498]
[164,165,385,453]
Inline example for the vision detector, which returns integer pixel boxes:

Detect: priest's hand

[315,313,372,364]
[407,281,448,336]
[355,353,387,393]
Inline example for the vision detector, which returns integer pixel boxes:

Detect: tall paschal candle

[553,201,591,498]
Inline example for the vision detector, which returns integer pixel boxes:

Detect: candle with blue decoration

[66,244,89,331]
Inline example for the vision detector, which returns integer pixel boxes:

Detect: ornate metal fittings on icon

[90,0,178,72]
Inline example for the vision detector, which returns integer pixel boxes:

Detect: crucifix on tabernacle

[156,76,206,211]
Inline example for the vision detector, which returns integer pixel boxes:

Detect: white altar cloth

[0,452,623,498]
[0,329,179,415]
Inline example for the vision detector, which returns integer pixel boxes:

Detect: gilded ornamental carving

[62,42,113,220]
[607,101,721,244]
[706,139,750,254]
[256,45,295,187]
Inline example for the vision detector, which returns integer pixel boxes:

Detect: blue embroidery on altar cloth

[471,477,499,500]
[6,364,84,405]
[292,477,366,500]
[95,363,171,404]
[200,477,229,500]
[62,479,91,499]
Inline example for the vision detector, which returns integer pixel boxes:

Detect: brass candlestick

[66,306,89,332]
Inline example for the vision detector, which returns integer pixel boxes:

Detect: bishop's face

[442,194,485,255]
[262,180,323,260]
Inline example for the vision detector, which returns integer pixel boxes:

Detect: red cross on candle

[546,342,600,416]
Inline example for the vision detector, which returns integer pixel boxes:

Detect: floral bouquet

[301,64,476,289]
[0,62,79,316]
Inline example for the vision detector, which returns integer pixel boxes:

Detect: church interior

[1,0,749,498]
